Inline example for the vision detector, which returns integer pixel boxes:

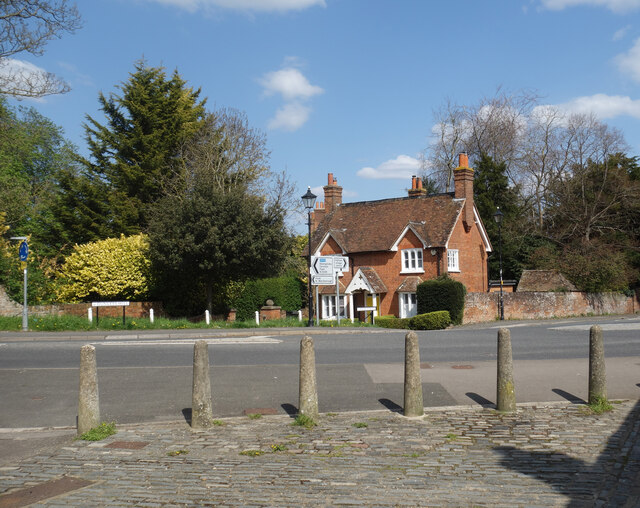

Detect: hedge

[416,275,466,325]
[375,310,451,330]
[231,276,304,321]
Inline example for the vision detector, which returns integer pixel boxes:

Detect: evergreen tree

[82,60,206,234]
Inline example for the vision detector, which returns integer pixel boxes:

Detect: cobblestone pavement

[0,400,639,507]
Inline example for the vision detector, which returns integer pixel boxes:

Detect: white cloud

[0,59,49,101]
[540,0,640,12]
[146,0,324,12]
[260,68,324,101]
[615,37,640,82]
[550,93,640,119]
[613,24,631,40]
[357,155,422,180]
[267,102,312,131]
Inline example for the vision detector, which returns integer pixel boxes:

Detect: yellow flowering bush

[56,234,152,302]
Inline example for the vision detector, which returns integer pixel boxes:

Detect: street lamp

[493,208,504,321]
[302,187,317,327]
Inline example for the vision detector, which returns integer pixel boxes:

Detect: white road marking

[548,323,640,332]
[93,336,281,346]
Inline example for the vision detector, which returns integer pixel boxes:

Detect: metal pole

[22,266,28,331]
[307,209,313,327]
[499,222,504,321]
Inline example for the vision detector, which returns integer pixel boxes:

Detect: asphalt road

[1,315,639,428]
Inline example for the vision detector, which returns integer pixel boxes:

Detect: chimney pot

[458,152,469,168]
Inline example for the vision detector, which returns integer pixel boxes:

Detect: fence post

[588,325,607,404]
[497,328,516,412]
[78,345,100,435]
[403,331,424,417]
[299,335,319,420]
[192,340,214,428]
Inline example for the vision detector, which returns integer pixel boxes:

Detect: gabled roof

[310,193,466,254]
[345,267,388,294]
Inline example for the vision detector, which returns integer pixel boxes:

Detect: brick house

[309,153,492,321]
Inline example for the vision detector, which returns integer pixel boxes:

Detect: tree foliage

[0,0,81,98]
[56,234,152,303]
[82,60,207,234]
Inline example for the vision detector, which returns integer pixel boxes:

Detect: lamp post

[493,208,504,321]
[302,187,317,327]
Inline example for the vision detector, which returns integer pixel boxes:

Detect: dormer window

[401,248,423,273]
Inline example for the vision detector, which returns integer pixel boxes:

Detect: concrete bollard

[191,340,214,428]
[255,311,259,325]
[589,325,607,404]
[78,344,100,435]
[298,335,319,420]
[205,310,210,325]
[298,310,302,322]
[87,307,92,323]
[403,331,424,417]
[150,308,154,324]
[496,328,516,412]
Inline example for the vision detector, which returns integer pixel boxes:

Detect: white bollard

[150,308,154,324]
[298,310,302,322]
[88,307,93,323]
[205,310,210,325]
[255,311,260,325]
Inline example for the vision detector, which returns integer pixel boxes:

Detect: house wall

[463,291,638,323]
[446,214,488,293]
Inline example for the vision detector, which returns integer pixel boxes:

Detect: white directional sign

[311,256,349,276]
[311,274,336,286]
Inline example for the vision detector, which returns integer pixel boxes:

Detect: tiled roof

[311,194,463,254]
[396,276,423,293]
[516,270,578,292]
[359,267,388,293]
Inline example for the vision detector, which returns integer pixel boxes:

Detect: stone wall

[0,285,163,318]
[464,291,639,324]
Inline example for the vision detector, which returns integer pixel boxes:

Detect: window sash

[402,248,423,272]
[447,249,459,271]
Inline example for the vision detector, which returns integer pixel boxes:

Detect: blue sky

[8,0,640,224]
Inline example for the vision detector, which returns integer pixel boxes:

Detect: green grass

[167,449,189,456]
[239,449,265,457]
[292,414,317,429]
[270,443,288,452]
[584,396,614,414]
[352,422,368,429]
[77,421,117,441]
[247,413,263,420]
[0,314,378,332]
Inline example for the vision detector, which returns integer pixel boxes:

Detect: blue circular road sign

[18,241,28,262]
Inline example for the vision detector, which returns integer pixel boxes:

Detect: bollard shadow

[378,398,403,413]
[552,388,586,404]
[181,408,192,424]
[465,392,494,407]
[281,403,298,418]
[495,398,640,506]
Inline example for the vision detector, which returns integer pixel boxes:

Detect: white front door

[400,293,417,318]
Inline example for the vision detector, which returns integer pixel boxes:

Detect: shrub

[409,310,451,330]
[416,276,466,325]
[376,315,410,329]
[231,276,304,321]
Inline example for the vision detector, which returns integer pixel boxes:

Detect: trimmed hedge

[416,275,466,325]
[409,310,451,330]
[375,310,451,330]
[232,276,304,321]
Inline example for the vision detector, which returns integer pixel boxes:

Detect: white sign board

[312,274,336,286]
[92,301,130,307]
[311,256,349,276]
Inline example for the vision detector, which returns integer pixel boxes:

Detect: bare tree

[0,0,81,98]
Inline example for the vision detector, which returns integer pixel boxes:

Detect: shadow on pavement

[281,403,297,417]
[465,392,494,407]
[181,408,191,424]
[552,388,586,404]
[378,398,402,413]
[495,397,640,507]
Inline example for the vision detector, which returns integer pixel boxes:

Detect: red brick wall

[464,291,638,323]
[446,214,488,292]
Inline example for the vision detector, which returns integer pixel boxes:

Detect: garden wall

[463,291,639,324]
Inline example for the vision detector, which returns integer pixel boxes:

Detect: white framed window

[401,248,423,273]
[399,292,417,319]
[447,249,460,272]
[322,295,347,320]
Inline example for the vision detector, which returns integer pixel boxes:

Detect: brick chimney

[324,173,343,213]
[408,175,426,198]
[454,153,474,231]
[310,201,325,233]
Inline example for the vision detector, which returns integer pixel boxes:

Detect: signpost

[92,301,130,326]
[310,256,349,324]
[11,237,28,331]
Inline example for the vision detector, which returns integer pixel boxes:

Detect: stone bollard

[588,325,606,404]
[150,308,154,324]
[298,335,319,420]
[87,307,93,323]
[191,340,214,428]
[78,344,100,435]
[496,328,516,412]
[403,331,424,417]
[205,310,210,325]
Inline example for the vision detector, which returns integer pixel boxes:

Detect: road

[0,315,639,428]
